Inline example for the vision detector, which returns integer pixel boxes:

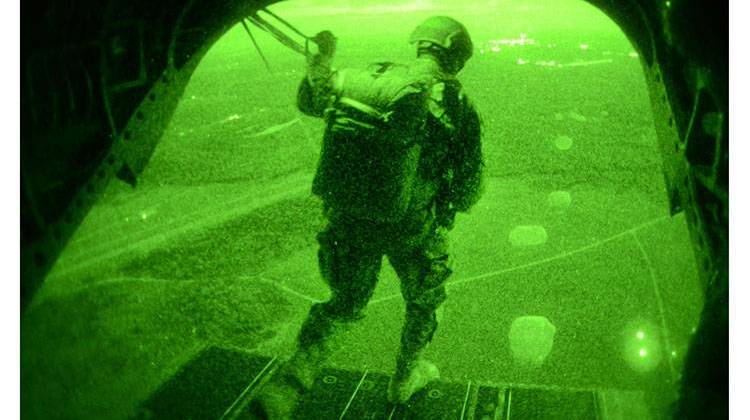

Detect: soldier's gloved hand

[311,30,337,58]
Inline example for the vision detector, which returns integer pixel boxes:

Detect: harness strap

[338,96,385,119]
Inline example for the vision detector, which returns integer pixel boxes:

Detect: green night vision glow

[22,1,705,419]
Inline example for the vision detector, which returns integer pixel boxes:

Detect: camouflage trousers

[295,207,452,376]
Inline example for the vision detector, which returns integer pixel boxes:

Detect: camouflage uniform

[288,53,483,386]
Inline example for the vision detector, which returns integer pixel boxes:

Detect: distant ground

[22,1,703,419]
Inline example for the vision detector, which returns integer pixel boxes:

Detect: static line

[219,355,277,420]
[460,380,472,420]
[339,369,369,419]
[368,215,670,306]
[631,231,678,382]
[241,19,271,72]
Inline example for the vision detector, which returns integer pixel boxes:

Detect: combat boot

[249,374,302,420]
[248,347,322,420]
[250,301,353,417]
[387,351,440,404]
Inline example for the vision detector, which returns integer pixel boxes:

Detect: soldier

[252,16,483,418]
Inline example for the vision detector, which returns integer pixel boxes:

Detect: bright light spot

[191,95,196,100]
[671,351,677,357]
[536,60,558,67]
[509,225,548,247]
[568,111,587,122]
[486,35,536,49]
[491,46,500,53]
[548,191,572,209]
[579,44,589,50]
[225,114,241,121]
[628,51,639,58]
[623,320,661,372]
[560,59,613,68]
[554,135,573,150]
[480,49,485,55]
[140,213,148,220]
[691,327,697,334]
[666,0,672,7]
[509,316,556,367]
[517,58,529,65]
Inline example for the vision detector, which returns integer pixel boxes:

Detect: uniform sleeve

[448,95,484,212]
[297,54,336,118]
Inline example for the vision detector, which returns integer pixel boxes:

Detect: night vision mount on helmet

[409,16,473,73]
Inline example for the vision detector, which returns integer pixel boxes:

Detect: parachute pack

[313,62,438,223]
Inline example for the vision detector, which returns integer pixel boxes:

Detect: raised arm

[297,31,337,117]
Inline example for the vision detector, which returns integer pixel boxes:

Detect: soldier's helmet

[409,16,473,74]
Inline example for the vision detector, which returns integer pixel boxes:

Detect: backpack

[313,62,438,223]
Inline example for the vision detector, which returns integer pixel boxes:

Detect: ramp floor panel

[505,387,599,420]
[295,368,368,419]
[138,346,274,420]
[139,347,650,419]
[337,371,392,419]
